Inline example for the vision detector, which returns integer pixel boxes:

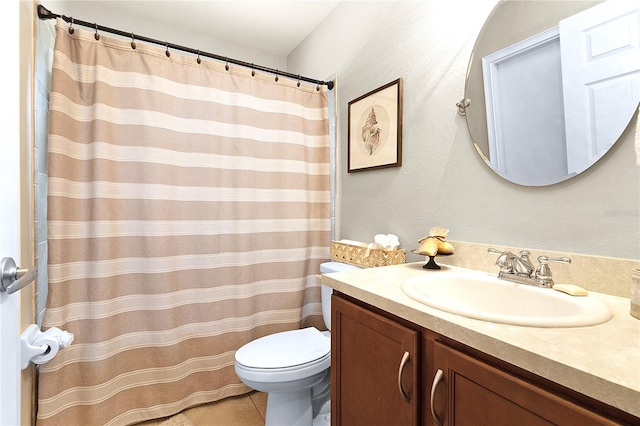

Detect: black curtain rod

[37,4,334,90]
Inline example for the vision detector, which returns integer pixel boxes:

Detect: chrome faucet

[487,248,571,288]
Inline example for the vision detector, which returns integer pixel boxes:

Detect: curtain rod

[37,4,334,91]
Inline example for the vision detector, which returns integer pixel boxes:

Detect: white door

[482,28,569,186]
[1,1,22,425]
[560,0,640,174]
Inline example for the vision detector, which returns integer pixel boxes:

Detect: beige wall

[288,1,640,272]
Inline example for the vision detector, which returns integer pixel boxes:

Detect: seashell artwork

[347,79,402,172]
[361,107,382,155]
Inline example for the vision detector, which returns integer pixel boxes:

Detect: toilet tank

[319,262,361,330]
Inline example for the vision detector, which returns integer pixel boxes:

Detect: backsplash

[443,241,639,299]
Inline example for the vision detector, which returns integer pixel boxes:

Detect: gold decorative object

[414,226,455,269]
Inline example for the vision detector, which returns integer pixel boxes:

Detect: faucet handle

[537,256,571,265]
[535,256,571,287]
[487,248,515,273]
[487,248,506,255]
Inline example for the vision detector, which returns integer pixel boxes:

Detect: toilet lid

[235,327,330,369]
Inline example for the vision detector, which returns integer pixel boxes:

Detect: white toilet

[234,261,361,426]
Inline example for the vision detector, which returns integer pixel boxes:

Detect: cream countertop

[321,262,640,418]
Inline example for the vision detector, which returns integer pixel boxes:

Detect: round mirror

[464,0,640,186]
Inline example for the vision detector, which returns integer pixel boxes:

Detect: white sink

[401,268,612,327]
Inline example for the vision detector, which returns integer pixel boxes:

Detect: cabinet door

[332,294,419,426]
[431,341,617,426]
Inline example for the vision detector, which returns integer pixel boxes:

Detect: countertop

[321,262,640,418]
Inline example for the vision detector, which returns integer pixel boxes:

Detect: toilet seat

[235,327,331,384]
[235,352,330,384]
[235,327,330,369]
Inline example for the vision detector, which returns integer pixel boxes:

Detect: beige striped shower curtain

[38,19,330,426]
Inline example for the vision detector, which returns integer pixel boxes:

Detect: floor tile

[249,391,267,421]
[183,392,265,426]
[133,392,267,426]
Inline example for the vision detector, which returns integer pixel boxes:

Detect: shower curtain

[38,19,330,425]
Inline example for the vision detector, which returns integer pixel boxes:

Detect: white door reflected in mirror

[468,0,640,186]
[483,27,568,186]
[560,0,640,175]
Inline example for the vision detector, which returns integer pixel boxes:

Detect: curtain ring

[251,63,255,77]
[165,42,170,57]
[196,49,201,64]
[225,57,229,71]
[94,23,100,40]
[130,33,136,50]
[275,70,279,82]
[68,17,74,34]
[297,75,301,88]
[316,81,321,91]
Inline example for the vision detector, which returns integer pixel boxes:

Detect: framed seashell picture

[348,78,403,172]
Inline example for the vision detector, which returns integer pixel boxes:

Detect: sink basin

[401,269,612,327]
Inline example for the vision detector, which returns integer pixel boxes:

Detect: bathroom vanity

[323,263,640,425]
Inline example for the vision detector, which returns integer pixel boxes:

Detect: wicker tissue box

[330,240,406,268]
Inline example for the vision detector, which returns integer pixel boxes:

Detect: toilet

[234,261,361,426]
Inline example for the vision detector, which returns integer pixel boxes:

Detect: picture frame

[348,78,403,172]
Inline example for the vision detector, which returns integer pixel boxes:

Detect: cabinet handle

[430,368,444,426]
[397,350,411,403]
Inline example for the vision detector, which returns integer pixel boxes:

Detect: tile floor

[136,392,267,426]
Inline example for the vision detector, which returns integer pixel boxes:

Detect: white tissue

[20,324,74,370]
[370,234,400,250]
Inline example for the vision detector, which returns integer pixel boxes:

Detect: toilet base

[262,369,330,426]
[312,401,330,426]
[265,392,331,426]
[265,389,313,426]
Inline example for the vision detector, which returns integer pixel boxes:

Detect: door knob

[1,257,37,295]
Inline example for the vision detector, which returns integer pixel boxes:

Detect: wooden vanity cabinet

[331,292,635,426]
[331,294,420,426]
[429,341,618,426]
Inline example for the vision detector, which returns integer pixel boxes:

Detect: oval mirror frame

[464,0,639,186]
